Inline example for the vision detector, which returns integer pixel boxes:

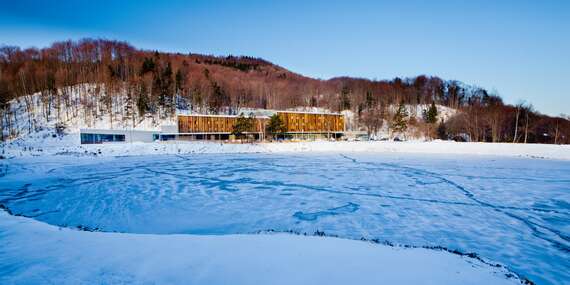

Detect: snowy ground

[0,210,521,285]
[1,152,568,284]
[2,130,570,160]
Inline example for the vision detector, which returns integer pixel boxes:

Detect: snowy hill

[1,84,568,162]
[2,83,460,144]
[1,84,175,140]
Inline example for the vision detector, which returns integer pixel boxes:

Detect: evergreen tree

[232,113,255,140]
[124,85,134,126]
[266,114,285,139]
[437,119,448,140]
[423,101,438,124]
[137,82,149,117]
[391,103,408,135]
[175,70,184,94]
[422,102,439,139]
[161,62,174,117]
[209,81,229,114]
[365,90,375,108]
[140,57,155,75]
[340,86,351,111]
[152,69,162,106]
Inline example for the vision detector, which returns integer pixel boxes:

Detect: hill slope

[1,39,568,143]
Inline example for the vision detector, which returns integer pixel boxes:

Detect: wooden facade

[178,115,266,134]
[177,112,345,139]
[277,112,344,133]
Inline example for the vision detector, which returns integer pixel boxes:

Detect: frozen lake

[1,153,569,285]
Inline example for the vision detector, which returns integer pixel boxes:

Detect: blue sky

[1,0,568,116]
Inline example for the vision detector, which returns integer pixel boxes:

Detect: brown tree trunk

[554,121,559,144]
[524,111,529,144]
[513,106,520,143]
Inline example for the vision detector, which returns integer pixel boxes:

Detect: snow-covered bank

[2,131,569,160]
[0,210,521,285]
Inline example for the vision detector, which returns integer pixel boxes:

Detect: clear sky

[1,0,568,116]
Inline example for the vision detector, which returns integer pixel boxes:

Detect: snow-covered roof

[276,110,342,115]
[177,109,342,118]
[177,113,270,119]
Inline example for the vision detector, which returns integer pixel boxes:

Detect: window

[80,133,126,144]
[160,135,176,141]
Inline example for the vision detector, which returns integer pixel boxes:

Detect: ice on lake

[1,153,569,285]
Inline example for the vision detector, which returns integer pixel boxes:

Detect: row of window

[80,133,126,144]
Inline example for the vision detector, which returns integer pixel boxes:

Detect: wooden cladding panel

[278,112,344,133]
[178,113,344,134]
[178,115,266,133]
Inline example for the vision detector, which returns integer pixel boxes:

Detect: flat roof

[80,128,158,134]
[177,110,342,117]
[276,110,342,115]
[164,132,263,135]
[177,114,270,119]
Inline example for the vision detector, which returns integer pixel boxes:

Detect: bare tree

[523,104,533,144]
[361,105,385,138]
[513,101,524,143]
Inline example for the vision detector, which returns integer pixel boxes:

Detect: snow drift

[0,210,521,285]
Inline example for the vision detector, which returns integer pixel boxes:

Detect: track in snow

[0,152,569,285]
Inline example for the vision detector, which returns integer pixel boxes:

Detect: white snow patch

[0,210,520,285]
[1,83,175,139]
[2,132,569,160]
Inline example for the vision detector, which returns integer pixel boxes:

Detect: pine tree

[140,57,155,75]
[175,70,184,93]
[209,81,229,114]
[340,86,351,111]
[152,69,162,107]
[423,101,438,124]
[391,103,408,136]
[124,85,134,127]
[437,119,447,140]
[137,82,149,118]
[266,114,285,139]
[232,113,255,140]
[161,62,174,117]
[365,90,375,108]
[420,102,439,139]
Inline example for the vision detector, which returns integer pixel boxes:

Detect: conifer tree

[422,102,439,139]
[437,119,447,140]
[161,62,174,117]
[124,85,134,127]
[266,114,285,140]
[391,103,408,136]
[424,101,438,124]
[232,113,255,140]
[137,82,149,118]
[340,86,351,111]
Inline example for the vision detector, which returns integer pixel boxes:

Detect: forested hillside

[0,39,568,143]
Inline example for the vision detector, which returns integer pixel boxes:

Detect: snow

[1,152,568,284]
[1,84,175,139]
[401,104,457,122]
[1,84,455,144]
[1,84,339,141]
[2,131,570,160]
[1,87,569,284]
[0,210,521,285]
[341,104,456,134]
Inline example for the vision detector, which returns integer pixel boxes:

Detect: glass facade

[159,135,176,141]
[80,133,126,144]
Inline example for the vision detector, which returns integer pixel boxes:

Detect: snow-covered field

[1,151,568,284]
[0,210,520,285]
[2,129,570,160]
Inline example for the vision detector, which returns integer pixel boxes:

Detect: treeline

[0,39,568,143]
